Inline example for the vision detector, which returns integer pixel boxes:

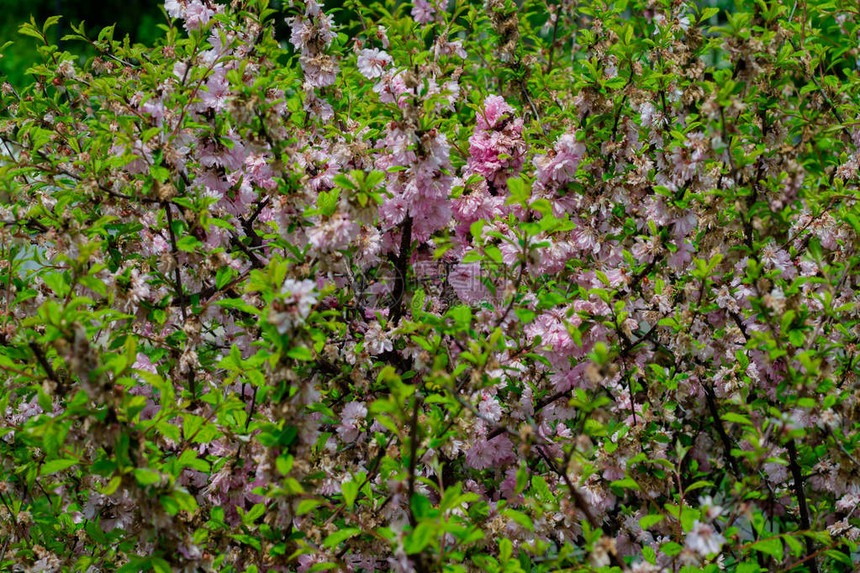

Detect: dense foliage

[2,0,860,571]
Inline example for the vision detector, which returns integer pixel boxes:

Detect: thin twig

[545,4,562,74]
[702,384,740,476]
[28,342,59,384]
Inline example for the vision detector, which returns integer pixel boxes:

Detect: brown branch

[703,384,740,476]
[163,203,186,322]
[163,202,198,399]
[786,439,818,573]
[28,341,59,385]
[229,232,266,269]
[388,216,413,326]
[728,310,751,342]
[545,5,561,74]
[0,535,9,567]
[534,446,630,572]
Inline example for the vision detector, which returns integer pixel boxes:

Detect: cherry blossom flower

[534,131,586,187]
[412,0,436,23]
[364,322,393,355]
[357,48,393,79]
[685,520,726,556]
[337,401,368,442]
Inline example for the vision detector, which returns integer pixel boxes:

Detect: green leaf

[183,414,204,440]
[404,522,435,554]
[507,177,530,206]
[100,475,122,495]
[485,245,503,264]
[411,289,426,314]
[177,449,209,473]
[322,527,361,548]
[722,412,752,426]
[160,495,180,515]
[333,174,356,190]
[515,308,536,323]
[470,219,486,239]
[42,15,62,34]
[317,188,340,217]
[530,199,553,216]
[117,559,147,573]
[42,421,69,457]
[642,545,656,564]
[515,464,529,495]
[502,508,533,531]
[216,298,260,314]
[700,6,719,21]
[133,468,162,486]
[610,477,641,490]
[230,534,262,551]
[243,503,266,524]
[40,458,77,475]
[660,541,683,556]
[18,23,45,42]
[751,537,783,561]
[216,267,235,290]
[151,558,172,573]
[784,533,804,557]
[604,76,627,89]
[157,421,181,441]
[86,519,108,544]
[296,498,324,515]
[788,330,804,346]
[685,480,713,492]
[342,478,360,509]
[176,235,202,252]
[446,305,472,331]
[639,514,664,530]
[365,171,384,189]
[824,549,853,566]
[150,165,170,183]
[287,346,314,361]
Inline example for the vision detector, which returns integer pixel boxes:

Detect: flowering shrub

[2,0,860,571]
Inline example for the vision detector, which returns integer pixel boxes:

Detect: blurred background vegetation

[0,0,167,85]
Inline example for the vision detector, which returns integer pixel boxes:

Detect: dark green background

[0,0,347,85]
[0,0,166,84]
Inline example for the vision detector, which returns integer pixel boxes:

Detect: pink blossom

[477,95,515,131]
[269,279,318,334]
[467,95,526,188]
[412,0,436,23]
[466,435,516,470]
[184,0,215,30]
[337,401,368,442]
[448,262,490,304]
[357,48,393,79]
[299,53,339,88]
[534,132,586,187]
[308,213,359,252]
[364,323,393,355]
[164,0,183,19]
[477,392,503,423]
[685,520,725,556]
